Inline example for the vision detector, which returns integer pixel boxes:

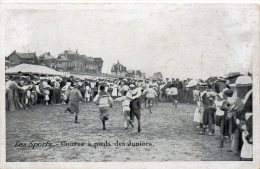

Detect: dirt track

[6,102,240,161]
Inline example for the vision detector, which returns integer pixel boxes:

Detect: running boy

[93,85,113,130]
[114,90,134,129]
[65,82,84,123]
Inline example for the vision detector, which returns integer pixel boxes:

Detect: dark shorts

[130,109,141,120]
[99,107,110,121]
[215,115,222,127]
[69,102,79,114]
[219,115,229,136]
[171,95,178,100]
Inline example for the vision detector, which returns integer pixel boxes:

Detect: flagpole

[201,49,203,80]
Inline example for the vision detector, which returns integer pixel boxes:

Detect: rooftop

[10,50,36,59]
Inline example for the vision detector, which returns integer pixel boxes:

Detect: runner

[145,84,158,114]
[65,82,84,123]
[93,85,113,130]
[113,88,134,129]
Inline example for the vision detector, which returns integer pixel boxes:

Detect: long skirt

[219,116,231,136]
[6,88,16,111]
[203,107,215,126]
[231,128,242,155]
[84,92,91,98]
[194,107,203,123]
[14,89,23,109]
[52,89,60,104]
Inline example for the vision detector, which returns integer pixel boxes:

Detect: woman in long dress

[193,88,203,129]
[218,89,234,148]
[111,83,118,99]
[84,83,92,102]
[6,76,24,111]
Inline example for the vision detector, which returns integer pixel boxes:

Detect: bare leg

[102,120,106,130]
[75,113,79,123]
[218,135,224,148]
[137,119,141,133]
[123,110,129,129]
[148,99,152,114]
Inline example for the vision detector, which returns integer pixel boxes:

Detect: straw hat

[42,83,51,89]
[129,84,136,88]
[71,82,78,88]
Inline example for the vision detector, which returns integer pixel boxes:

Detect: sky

[3,4,258,79]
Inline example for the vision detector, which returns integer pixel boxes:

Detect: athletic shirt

[146,88,157,98]
[169,87,178,95]
[85,86,91,92]
[166,88,170,95]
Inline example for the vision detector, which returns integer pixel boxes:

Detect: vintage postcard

[0,2,259,169]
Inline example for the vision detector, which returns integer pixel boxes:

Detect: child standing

[42,81,51,106]
[193,88,203,129]
[84,83,92,102]
[93,85,113,130]
[65,83,84,123]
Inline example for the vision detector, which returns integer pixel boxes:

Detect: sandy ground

[6,102,240,162]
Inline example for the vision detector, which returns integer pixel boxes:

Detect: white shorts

[123,106,130,112]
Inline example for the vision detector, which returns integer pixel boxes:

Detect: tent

[186,79,199,88]
[5,63,63,76]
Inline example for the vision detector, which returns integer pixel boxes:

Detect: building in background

[149,72,163,80]
[111,60,127,77]
[153,72,163,79]
[6,50,38,65]
[6,50,103,75]
[39,52,56,69]
[94,58,103,74]
[126,69,146,79]
[58,50,103,74]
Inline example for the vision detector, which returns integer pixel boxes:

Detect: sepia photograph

[2,3,258,163]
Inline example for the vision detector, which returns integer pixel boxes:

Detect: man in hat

[129,84,143,133]
[6,75,26,111]
[65,82,83,123]
[52,78,61,105]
